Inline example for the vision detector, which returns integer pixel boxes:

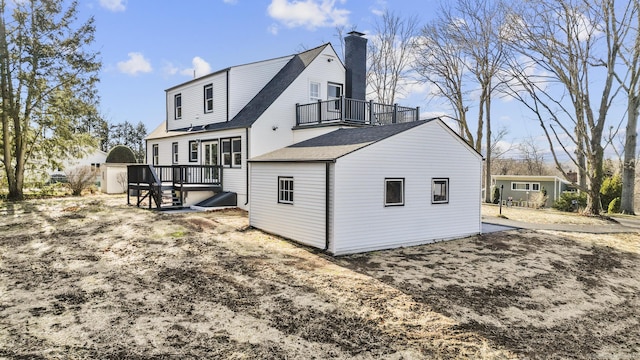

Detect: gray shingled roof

[250,120,430,162]
[172,44,331,133]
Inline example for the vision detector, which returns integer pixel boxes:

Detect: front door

[202,141,218,182]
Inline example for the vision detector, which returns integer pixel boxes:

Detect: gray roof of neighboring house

[170,43,332,133]
[250,120,431,162]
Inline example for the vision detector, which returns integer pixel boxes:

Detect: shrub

[530,191,548,209]
[106,145,137,163]
[608,197,621,214]
[600,174,622,210]
[65,166,98,196]
[553,192,587,212]
[492,186,501,204]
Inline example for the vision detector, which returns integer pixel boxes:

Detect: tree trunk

[484,91,492,203]
[584,145,605,215]
[621,95,638,214]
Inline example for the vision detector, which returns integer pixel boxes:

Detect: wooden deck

[127,164,223,209]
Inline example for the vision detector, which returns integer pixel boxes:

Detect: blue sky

[78,0,627,161]
[83,0,433,131]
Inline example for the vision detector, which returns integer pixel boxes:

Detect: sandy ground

[0,195,639,359]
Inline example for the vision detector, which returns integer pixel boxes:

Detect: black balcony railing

[296,97,419,126]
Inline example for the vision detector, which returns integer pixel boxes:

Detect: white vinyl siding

[250,162,327,249]
[166,73,227,131]
[330,121,481,255]
[228,56,292,119]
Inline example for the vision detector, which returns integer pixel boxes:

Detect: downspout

[324,161,330,251]
[244,127,250,206]
[226,69,230,122]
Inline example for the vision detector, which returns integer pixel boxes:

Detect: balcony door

[202,141,219,182]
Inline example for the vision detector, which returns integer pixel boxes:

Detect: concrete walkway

[482,215,640,234]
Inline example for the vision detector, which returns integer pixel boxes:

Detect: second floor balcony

[296,97,420,127]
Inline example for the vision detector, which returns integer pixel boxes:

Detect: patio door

[202,141,218,182]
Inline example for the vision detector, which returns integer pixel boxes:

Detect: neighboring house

[491,175,573,205]
[49,147,107,184]
[142,31,419,210]
[250,119,483,255]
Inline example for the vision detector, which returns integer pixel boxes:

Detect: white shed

[249,119,483,255]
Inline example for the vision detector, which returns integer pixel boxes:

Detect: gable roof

[250,120,430,162]
[492,174,571,184]
[171,43,333,133]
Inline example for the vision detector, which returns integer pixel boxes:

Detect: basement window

[384,178,404,206]
[278,177,294,204]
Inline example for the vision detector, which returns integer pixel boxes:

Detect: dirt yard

[1,195,639,359]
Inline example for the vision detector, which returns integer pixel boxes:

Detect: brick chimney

[345,31,367,101]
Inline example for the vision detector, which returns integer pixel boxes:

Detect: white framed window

[172,142,178,164]
[221,137,241,167]
[385,178,404,206]
[432,178,449,204]
[152,144,159,165]
[310,81,321,102]
[204,84,213,113]
[174,94,182,119]
[189,141,198,162]
[278,177,294,204]
[511,182,540,191]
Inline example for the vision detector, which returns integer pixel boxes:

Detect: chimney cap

[347,30,365,37]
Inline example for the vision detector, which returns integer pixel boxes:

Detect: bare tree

[367,9,419,105]
[413,19,473,146]
[414,0,508,203]
[503,0,625,215]
[65,165,97,196]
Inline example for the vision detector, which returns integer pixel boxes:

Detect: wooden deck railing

[296,97,419,126]
[153,165,222,187]
[127,164,223,209]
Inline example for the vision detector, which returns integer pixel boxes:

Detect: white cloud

[99,0,126,12]
[179,57,212,78]
[117,52,152,76]
[267,0,349,30]
[223,0,238,4]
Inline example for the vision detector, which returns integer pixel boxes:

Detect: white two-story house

[136,31,419,209]
[130,32,482,254]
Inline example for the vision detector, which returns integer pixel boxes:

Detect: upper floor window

[172,142,178,164]
[310,81,321,102]
[204,84,213,113]
[174,94,182,119]
[189,141,198,162]
[222,137,242,167]
[432,178,449,204]
[152,144,159,165]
